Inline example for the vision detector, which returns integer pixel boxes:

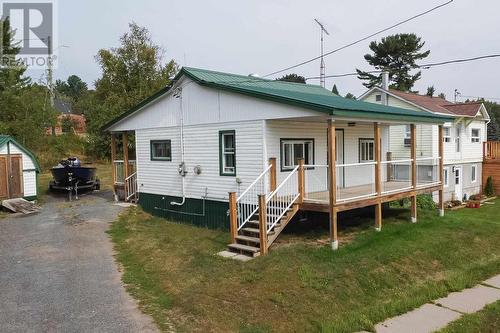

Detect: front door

[0,156,8,199]
[336,130,344,188]
[454,166,462,201]
[9,156,23,198]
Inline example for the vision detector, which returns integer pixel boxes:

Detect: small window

[150,140,172,161]
[375,94,382,102]
[403,125,411,147]
[443,127,451,143]
[280,139,314,171]
[471,164,477,183]
[359,139,374,162]
[443,167,449,187]
[219,130,236,176]
[471,129,480,143]
[455,127,461,153]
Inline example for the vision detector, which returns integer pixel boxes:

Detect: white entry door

[454,166,462,201]
[336,130,344,188]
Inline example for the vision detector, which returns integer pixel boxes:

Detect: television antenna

[314,19,330,88]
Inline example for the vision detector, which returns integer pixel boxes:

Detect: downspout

[171,87,187,206]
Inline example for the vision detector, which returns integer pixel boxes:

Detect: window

[471,129,480,143]
[455,127,461,153]
[471,164,477,183]
[375,94,382,102]
[359,139,374,162]
[150,140,172,161]
[443,127,451,143]
[403,125,411,147]
[219,130,236,176]
[280,139,314,171]
[443,167,449,187]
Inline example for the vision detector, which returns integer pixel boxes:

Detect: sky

[27,0,500,102]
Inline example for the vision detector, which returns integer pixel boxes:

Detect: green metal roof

[103,67,453,131]
[0,135,41,172]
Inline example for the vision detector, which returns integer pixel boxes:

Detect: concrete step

[228,243,260,257]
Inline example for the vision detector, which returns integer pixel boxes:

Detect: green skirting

[139,192,230,230]
[23,195,37,201]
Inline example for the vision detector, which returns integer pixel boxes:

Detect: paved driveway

[0,191,158,333]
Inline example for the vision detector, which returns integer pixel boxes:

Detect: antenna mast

[314,19,330,88]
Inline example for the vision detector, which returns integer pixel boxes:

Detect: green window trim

[150,140,172,161]
[219,130,236,176]
[279,138,315,172]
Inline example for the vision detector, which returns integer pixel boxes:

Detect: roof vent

[248,73,260,78]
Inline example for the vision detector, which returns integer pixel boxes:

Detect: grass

[109,202,500,333]
[438,300,500,333]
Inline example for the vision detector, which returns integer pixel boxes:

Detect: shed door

[0,156,8,199]
[9,156,23,198]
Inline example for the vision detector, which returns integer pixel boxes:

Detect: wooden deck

[302,181,442,213]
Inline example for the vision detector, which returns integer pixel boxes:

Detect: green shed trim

[102,67,454,132]
[0,135,41,172]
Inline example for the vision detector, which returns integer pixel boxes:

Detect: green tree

[345,93,356,100]
[83,22,178,158]
[438,92,446,100]
[356,33,430,91]
[0,17,30,92]
[332,84,339,95]
[56,75,88,102]
[426,86,435,97]
[276,73,306,84]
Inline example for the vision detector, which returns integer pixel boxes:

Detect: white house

[0,135,40,201]
[104,67,451,256]
[360,83,489,202]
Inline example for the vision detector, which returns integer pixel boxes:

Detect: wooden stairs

[227,203,300,257]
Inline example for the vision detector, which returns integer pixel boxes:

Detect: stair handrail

[235,164,273,230]
[265,165,300,233]
[125,171,138,201]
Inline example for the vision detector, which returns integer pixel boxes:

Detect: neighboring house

[46,99,87,137]
[360,85,489,202]
[103,67,451,256]
[0,135,40,201]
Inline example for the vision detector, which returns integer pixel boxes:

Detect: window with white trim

[471,164,477,183]
[219,130,236,176]
[471,129,480,143]
[443,127,451,143]
[443,167,449,187]
[375,94,382,102]
[455,127,461,153]
[280,139,314,171]
[359,139,374,162]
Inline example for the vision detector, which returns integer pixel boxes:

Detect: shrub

[416,194,436,210]
[484,176,495,197]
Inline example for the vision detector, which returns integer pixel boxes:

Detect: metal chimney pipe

[381,71,389,91]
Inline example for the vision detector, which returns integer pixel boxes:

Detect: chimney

[381,71,389,91]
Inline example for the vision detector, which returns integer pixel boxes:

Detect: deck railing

[125,172,138,201]
[235,164,273,230]
[416,157,441,188]
[381,159,413,194]
[336,162,377,202]
[114,160,136,184]
[303,164,329,202]
[484,141,500,160]
[265,165,300,233]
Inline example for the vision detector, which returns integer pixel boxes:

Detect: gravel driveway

[0,191,159,333]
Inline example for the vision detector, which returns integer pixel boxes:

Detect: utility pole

[47,36,54,107]
[454,89,460,103]
[314,19,330,88]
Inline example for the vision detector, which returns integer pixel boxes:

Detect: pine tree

[332,84,339,95]
[276,74,306,84]
[356,33,430,91]
[426,86,435,97]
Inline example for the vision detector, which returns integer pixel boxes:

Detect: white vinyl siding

[135,120,264,201]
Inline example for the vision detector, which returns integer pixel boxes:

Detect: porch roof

[103,67,453,131]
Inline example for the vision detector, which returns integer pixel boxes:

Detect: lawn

[438,300,500,333]
[109,201,500,333]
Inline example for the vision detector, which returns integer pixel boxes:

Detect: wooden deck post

[111,134,117,199]
[438,125,445,217]
[374,122,382,231]
[327,119,338,250]
[298,158,305,204]
[229,192,238,243]
[410,124,417,223]
[123,132,129,199]
[269,157,277,192]
[258,194,268,255]
[386,152,393,181]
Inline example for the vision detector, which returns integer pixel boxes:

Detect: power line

[305,53,500,80]
[263,0,454,78]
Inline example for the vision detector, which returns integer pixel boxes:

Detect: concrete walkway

[0,191,159,333]
[363,274,500,333]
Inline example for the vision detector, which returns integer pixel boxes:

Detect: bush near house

[485,176,496,197]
